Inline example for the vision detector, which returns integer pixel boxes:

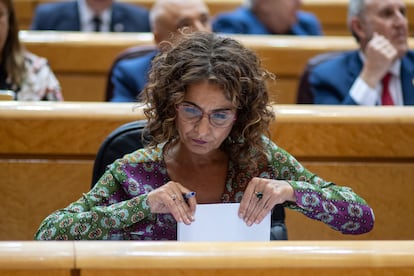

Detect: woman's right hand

[146,181,197,225]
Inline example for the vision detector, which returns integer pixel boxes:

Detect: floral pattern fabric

[12,51,63,101]
[34,137,374,240]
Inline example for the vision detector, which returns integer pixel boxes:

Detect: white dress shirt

[349,51,403,105]
[78,0,112,32]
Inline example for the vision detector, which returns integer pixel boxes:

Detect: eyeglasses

[176,102,236,128]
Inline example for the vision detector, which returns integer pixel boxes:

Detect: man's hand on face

[360,32,398,88]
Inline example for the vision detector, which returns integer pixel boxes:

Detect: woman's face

[0,1,9,55]
[175,81,236,156]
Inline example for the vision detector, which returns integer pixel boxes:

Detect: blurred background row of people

[2,0,413,105]
[29,0,321,36]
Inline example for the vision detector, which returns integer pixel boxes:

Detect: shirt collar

[78,0,112,31]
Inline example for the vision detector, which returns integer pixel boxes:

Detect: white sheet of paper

[177,203,270,241]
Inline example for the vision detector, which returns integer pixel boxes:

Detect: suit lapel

[346,51,363,87]
[72,2,81,31]
[109,4,125,32]
[400,53,414,105]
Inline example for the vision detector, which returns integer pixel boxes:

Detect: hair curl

[142,31,275,174]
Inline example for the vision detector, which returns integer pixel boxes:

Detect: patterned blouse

[34,137,375,240]
[6,52,63,101]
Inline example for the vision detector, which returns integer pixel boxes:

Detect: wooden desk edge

[2,102,414,123]
[0,241,74,269]
[72,240,414,269]
[2,240,413,269]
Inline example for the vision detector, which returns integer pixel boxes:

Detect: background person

[31,0,150,32]
[35,31,374,241]
[0,0,62,101]
[212,0,322,35]
[307,0,414,105]
[109,0,211,102]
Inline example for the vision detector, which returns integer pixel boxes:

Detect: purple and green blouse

[35,137,374,240]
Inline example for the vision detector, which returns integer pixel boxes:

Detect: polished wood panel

[0,161,93,240]
[286,163,414,240]
[75,241,414,276]
[269,105,414,158]
[0,101,143,155]
[268,105,414,240]
[1,102,414,240]
[1,241,413,275]
[19,32,354,102]
[0,102,143,240]
[0,241,74,276]
[20,31,414,103]
[75,240,414,268]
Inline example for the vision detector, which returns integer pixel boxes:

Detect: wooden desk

[269,105,414,241]
[0,102,144,240]
[21,31,154,102]
[20,31,414,103]
[19,31,359,103]
[0,241,74,275]
[1,241,413,275]
[1,102,414,241]
[75,241,414,276]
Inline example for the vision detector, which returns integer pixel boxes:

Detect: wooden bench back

[1,102,414,241]
[20,32,414,103]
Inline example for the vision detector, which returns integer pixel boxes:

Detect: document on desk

[177,203,270,241]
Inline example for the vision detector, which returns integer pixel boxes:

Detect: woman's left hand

[238,177,296,226]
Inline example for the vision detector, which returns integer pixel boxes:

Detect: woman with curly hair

[35,32,374,241]
[0,0,62,100]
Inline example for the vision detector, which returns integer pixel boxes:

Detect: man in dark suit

[212,0,322,35]
[308,0,414,105]
[31,0,150,32]
[109,0,212,102]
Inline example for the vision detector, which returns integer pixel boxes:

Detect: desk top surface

[2,101,414,123]
[0,241,413,269]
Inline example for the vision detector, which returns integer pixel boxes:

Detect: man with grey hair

[109,0,212,102]
[307,0,414,105]
[212,0,322,35]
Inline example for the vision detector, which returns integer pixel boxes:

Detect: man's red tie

[381,73,394,105]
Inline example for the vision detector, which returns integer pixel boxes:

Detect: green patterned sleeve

[266,137,375,234]
[34,163,154,240]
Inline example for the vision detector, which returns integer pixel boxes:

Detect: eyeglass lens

[177,103,235,127]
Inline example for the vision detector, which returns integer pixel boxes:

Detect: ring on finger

[255,191,263,200]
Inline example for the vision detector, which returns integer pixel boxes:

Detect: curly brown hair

[142,31,275,173]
